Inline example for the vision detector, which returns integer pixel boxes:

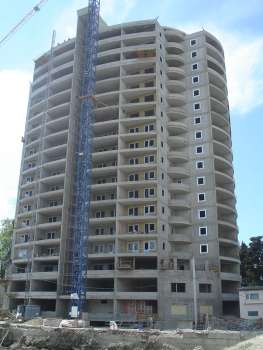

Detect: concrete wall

[240,289,263,319]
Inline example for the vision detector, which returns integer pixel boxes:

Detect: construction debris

[223,335,263,350]
[0,323,251,350]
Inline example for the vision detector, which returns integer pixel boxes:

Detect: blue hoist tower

[70,0,100,318]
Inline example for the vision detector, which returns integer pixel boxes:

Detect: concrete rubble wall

[0,322,243,350]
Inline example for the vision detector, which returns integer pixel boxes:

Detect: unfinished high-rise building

[8,7,240,328]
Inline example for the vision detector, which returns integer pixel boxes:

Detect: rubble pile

[223,335,263,350]
[0,327,181,350]
[0,321,247,350]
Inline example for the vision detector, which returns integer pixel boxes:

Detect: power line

[0,0,48,47]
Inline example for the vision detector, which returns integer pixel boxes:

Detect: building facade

[239,287,263,319]
[8,7,240,328]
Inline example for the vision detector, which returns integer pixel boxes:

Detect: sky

[0,0,262,243]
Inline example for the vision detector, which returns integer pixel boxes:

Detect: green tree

[240,236,263,286]
[248,236,263,286]
[0,219,13,278]
[240,241,250,286]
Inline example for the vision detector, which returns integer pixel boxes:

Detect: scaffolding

[70,0,100,316]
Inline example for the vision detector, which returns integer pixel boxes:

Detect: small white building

[239,287,263,319]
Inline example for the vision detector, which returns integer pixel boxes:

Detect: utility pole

[192,256,198,329]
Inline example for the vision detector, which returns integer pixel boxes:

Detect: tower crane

[0,0,48,47]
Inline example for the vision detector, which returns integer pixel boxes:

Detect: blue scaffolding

[71,0,100,316]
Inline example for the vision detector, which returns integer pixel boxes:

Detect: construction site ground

[0,319,263,350]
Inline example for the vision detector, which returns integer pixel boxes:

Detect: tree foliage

[240,236,263,286]
[0,218,13,278]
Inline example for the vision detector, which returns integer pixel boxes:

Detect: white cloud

[54,0,137,43]
[219,34,263,114]
[178,23,263,114]
[0,70,31,219]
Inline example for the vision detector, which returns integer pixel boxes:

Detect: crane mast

[70,0,100,318]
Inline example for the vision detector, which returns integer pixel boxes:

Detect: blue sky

[0,0,263,243]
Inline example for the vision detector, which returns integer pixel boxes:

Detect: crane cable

[0,0,48,47]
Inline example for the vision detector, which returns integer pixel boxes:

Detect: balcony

[208,68,226,90]
[220,272,241,282]
[168,183,189,193]
[92,149,118,162]
[92,166,117,177]
[45,115,69,132]
[122,100,156,114]
[167,93,185,107]
[168,151,188,162]
[120,146,157,157]
[44,128,68,143]
[167,121,187,134]
[215,170,234,187]
[168,233,191,243]
[34,252,59,261]
[169,199,190,209]
[90,199,117,208]
[211,111,229,130]
[220,255,240,264]
[213,141,232,160]
[86,291,114,299]
[167,108,187,121]
[206,43,225,67]
[89,217,116,225]
[120,131,156,143]
[218,220,238,231]
[116,292,157,300]
[122,86,156,100]
[48,100,70,119]
[219,237,239,248]
[168,166,189,178]
[94,90,119,107]
[118,232,157,240]
[207,56,225,76]
[8,291,57,299]
[118,197,157,206]
[214,156,233,176]
[210,83,227,102]
[91,182,117,191]
[40,173,65,187]
[26,124,42,138]
[118,215,157,222]
[37,220,62,230]
[94,104,119,124]
[11,270,58,281]
[168,135,187,147]
[118,179,157,189]
[119,163,156,174]
[168,216,191,226]
[166,80,186,94]
[210,97,228,114]
[93,119,118,134]
[166,42,184,54]
[216,186,235,201]
[48,89,71,109]
[43,144,67,159]
[93,138,118,153]
[165,54,184,68]
[166,67,185,80]
[98,37,121,53]
[217,203,237,216]
[164,29,184,43]
[212,125,230,144]
[88,234,115,242]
